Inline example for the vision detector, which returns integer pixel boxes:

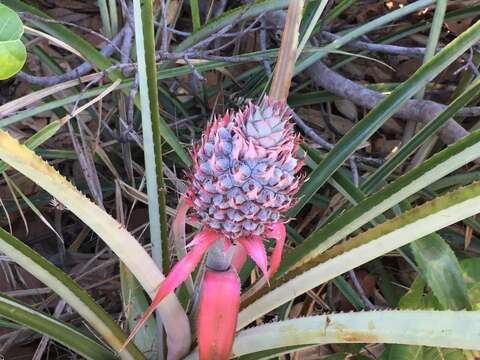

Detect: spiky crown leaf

[186,97,303,239]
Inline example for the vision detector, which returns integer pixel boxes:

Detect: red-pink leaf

[120,228,220,350]
[266,223,286,277]
[171,197,190,248]
[231,244,248,272]
[237,236,267,277]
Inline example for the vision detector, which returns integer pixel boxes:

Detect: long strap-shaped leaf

[0,129,190,358]
[133,0,170,275]
[296,148,470,313]
[308,77,480,311]
[0,227,145,360]
[232,311,480,358]
[280,130,480,275]
[242,129,480,306]
[238,178,480,328]
[175,0,289,52]
[0,292,116,360]
[0,122,149,359]
[288,15,480,216]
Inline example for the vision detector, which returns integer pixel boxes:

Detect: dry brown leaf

[167,0,181,25]
[355,1,385,23]
[410,33,430,47]
[366,65,392,83]
[395,58,423,81]
[465,224,473,249]
[329,114,355,135]
[445,18,474,36]
[50,0,97,11]
[342,62,365,80]
[334,99,358,120]
[382,118,404,135]
[374,136,402,158]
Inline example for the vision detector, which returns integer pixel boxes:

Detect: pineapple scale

[187,98,303,239]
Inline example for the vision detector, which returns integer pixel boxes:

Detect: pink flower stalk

[122,97,303,356]
[198,269,240,360]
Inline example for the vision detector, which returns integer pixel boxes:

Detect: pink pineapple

[122,1,305,357]
[121,97,303,358]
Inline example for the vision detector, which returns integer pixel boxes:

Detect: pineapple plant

[122,2,305,358]
[122,96,305,356]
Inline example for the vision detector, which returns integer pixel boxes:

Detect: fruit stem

[206,239,233,271]
[269,0,305,101]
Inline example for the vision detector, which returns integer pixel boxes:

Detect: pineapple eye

[234,195,246,206]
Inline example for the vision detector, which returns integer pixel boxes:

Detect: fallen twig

[306,61,471,146]
[16,26,126,86]
[292,111,383,166]
[321,31,429,57]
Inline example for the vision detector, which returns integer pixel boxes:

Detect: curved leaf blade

[231,311,480,358]
[239,178,480,328]
[289,17,480,216]
[0,227,145,360]
[0,292,115,360]
[0,129,191,358]
[281,130,480,275]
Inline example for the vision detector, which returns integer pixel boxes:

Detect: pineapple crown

[187,96,304,239]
